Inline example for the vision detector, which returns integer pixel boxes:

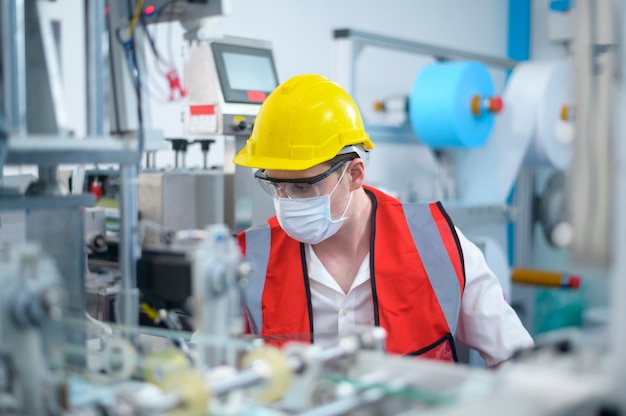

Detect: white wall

[220,0,509,80]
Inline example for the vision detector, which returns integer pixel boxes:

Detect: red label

[189,104,215,115]
[247,91,267,102]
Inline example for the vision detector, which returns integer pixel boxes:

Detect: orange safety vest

[237,186,465,362]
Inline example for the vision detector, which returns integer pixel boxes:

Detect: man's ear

[348,159,366,190]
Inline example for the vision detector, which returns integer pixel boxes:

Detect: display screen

[223,53,277,91]
[212,42,279,104]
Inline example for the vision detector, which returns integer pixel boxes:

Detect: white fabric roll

[456,59,574,204]
[524,59,574,169]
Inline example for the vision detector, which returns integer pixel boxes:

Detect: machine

[183,35,280,232]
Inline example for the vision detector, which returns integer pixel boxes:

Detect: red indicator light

[145,5,155,15]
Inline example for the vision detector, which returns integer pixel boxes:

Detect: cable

[137,2,187,103]
[139,15,188,103]
[127,0,144,38]
[116,26,172,104]
[140,13,174,75]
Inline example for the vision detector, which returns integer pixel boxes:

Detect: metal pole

[78,0,108,196]
[115,0,145,336]
[85,0,108,136]
[609,0,626,407]
[513,167,534,268]
[119,164,140,332]
[2,0,27,136]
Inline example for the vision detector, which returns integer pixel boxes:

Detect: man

[232,74,533,367]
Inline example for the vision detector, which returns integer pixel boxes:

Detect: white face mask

[274,166,353,244]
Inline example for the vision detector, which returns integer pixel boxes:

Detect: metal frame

[0,194,95,211]
[5,135,141,165]
[0,0,145,361]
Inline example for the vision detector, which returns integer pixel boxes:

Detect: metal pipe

[2,0,27,135]
[85,0,108,136]
[207,331,377,402]
[210,367,267,396]
[317,334,361,363]
[333,28,519,70]
[210,351,307,397]
[317,345,352,363]
[512,167,534,266]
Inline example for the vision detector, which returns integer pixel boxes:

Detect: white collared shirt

[305,227,534,367]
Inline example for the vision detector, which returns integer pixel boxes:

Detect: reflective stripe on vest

[401,203,462,335]
[242,224,271,334]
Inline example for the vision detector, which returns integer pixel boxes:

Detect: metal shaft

[119,164,140,332]
[210,367,267,396]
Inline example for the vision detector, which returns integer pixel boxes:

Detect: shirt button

[341,309,348,316]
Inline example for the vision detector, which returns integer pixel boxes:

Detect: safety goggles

[255,158,351,199]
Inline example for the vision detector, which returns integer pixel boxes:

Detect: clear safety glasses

[254,158,351,200]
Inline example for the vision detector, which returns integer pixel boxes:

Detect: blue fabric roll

[409,61,495,148]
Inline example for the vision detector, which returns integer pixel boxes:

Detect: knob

[470,95,503,116]
[236,120,248,131]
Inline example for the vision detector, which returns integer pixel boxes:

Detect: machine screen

[212,42,279,104]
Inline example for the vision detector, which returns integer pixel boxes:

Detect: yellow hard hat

[232,74,374,170]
